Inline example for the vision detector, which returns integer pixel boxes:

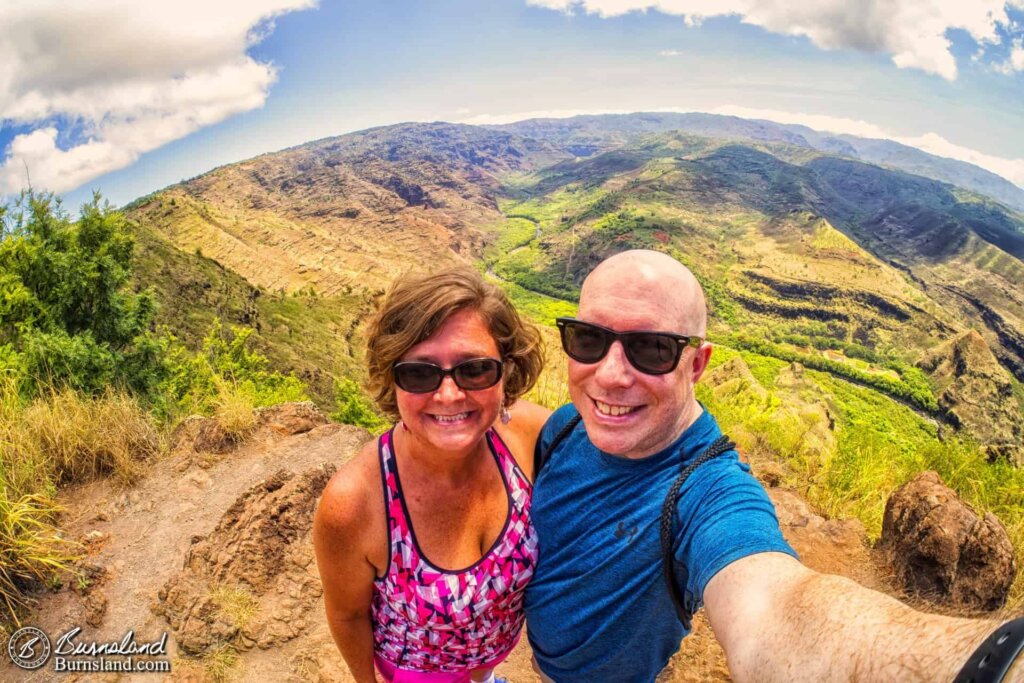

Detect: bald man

[524,250,1017,682]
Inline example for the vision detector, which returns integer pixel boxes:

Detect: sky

[1,0,1023,210]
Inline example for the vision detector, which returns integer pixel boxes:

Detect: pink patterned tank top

[371,427,537,672]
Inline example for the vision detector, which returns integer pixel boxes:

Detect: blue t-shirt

[525,404,797,683]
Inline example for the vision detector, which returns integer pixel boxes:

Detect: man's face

[567,279,709,459]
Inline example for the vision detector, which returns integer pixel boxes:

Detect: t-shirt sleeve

[673,458,797,605]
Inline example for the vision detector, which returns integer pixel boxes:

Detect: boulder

[192,419,237,454]
[256,401,329,436]
[877,471,1016,611]
[155,465,335,654]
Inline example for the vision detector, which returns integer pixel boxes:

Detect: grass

[0,489,78,625]
[703,346,1024,609]
[212,380,258,444]
[0,379,159,626]
[1,381,160,499]
[174,643,240,683]
[210,583,259,631]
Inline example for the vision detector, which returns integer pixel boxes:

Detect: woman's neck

[392,424,492,486]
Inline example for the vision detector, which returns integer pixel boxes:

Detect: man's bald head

[581,250,707,337]
[568,250,713,459]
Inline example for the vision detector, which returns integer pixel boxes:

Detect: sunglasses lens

[562,322,608,362]
[394,359,502,393]
[625,334,680,374]
[557,318,686,375]
[394,363,442,393]
[452,359,502,390]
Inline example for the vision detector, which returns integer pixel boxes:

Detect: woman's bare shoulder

[495,399,552,481]
[313,436,388,599]
[316,437,383,537]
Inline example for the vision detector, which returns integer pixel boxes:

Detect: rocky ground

[1,403,1009,683]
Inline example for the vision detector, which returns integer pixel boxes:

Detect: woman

[314,266,550,683]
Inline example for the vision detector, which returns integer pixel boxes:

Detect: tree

[0,191,163,398]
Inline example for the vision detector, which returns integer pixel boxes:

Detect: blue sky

[1,0,1022,209]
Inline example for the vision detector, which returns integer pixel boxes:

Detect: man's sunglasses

[393,358,503,393]
[555,318,703,375]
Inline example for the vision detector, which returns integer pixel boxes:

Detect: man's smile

[592,398,644,418]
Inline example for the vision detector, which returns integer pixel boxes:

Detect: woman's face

[394,308,504,454]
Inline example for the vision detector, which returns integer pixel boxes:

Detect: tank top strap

[377,428,410,560]
[486,427,531,502]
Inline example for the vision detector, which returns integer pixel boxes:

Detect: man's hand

[703,552,1010,682]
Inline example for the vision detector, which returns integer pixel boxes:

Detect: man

[524,249,1021,682]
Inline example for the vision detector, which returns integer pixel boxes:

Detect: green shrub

[331,378,388,432]
[0,192,164,400]
[158,319,307,421]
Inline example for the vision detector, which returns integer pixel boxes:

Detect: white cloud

[659,49,683,57]
[527,0,1023,80]
[0,0,317,195]
[994,39,1024,73]
[903,132,1024,188]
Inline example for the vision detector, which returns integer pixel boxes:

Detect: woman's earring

[500,406,512,425]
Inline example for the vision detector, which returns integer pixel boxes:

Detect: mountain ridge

[124,117,1024,459]
[493,112,1024,212]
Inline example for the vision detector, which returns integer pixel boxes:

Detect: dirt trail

[2,409,887,683]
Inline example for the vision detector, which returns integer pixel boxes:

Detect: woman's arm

[313,442,384,683]
[497,398,553,482]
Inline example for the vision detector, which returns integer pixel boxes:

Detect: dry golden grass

[0,490,79,626]
[210,583,259,631]
[2,386,160,496]
[212,379,258,444]
[0,380,157,626]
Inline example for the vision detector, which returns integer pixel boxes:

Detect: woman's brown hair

[365,266,544,418]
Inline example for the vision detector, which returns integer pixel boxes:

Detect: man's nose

[593,341,634,388]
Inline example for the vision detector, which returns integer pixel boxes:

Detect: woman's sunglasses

[555,318,703,375]
[393,358,503,393]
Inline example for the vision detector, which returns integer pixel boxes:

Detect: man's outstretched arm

[704,552,1020,682]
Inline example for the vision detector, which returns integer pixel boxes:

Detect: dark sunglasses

[393,357,503,393]
[555,318,702,375]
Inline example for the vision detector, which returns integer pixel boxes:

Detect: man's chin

[583,425,642,459]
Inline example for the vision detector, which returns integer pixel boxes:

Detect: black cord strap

[954,617,1024,683]
[659,435,735,629]
[534,412,735,629]
[533,414,582,476]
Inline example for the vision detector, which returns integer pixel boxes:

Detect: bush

[158,319,307,422]
[331,378,388,432]
[0,192,164,399]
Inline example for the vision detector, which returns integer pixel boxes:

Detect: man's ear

[690,342,713,384]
